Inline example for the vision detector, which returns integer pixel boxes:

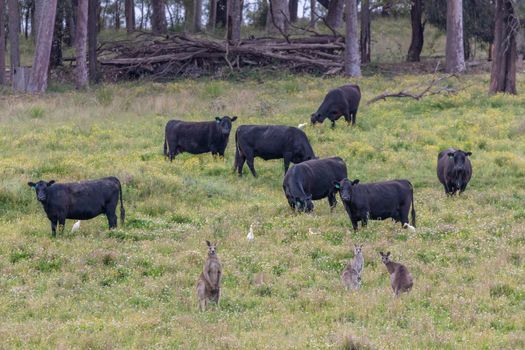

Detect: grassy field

[0,73,525,349]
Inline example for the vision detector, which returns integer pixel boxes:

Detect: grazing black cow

[283,157,348,212]
[27,177,125,237]
[164,116,237,160]
[234,125,315,177]
[437,148,472,195]
[311,84,361,127]
[334,179,416,231]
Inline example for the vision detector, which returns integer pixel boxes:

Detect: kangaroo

[341,244,364,290]
[379,251,413,297]
[197,241,222,311]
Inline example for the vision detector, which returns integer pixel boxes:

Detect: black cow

[283,157,348,212]
[311,84,361,127]
[334,179,416,231]
[27,177,125,237]
[164,116,237,160]
[437,148,472,195]
[234,125,316,177]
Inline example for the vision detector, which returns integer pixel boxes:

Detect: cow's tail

[118,180,125,226]
[163,134,168,159]
[233,130,240,172]
[410,182,416,228]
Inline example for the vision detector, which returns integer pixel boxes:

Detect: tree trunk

[192,0,202,32]
[360,0,370,64]
[24,2,30,39]
[125,0,134,32]
[289,0,298,23]
[88,0,98,82]
[344,0,360,76]
[216,0,227,28]
[0,0,5,85]
[34,0,43,39]
[27,0,57,93]
[208,0,217,30]
[309,0,316,28]
[151,0,167,34]
[115,0,120,30]
[445,0,465,73]
[75,0,88,89]
[326,0,344,28]
[407,0,424,62]
[64,0,77,46]
[50,0,64,68]
[267,0,289,35]
[8,0,20,71]
[489,0,517,94]
[226,0,242,41]
[139,0,143,29]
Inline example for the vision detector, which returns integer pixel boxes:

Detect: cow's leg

[245,153,257,177]
[106,200,118,229]
[50,219,58,237]
[351,110,357,125]
[343,112,352,126]
[237,154,246,176]
[400,205,415,232]
[351,219,359,231]
[283,153,292,174]
[58,217,66,235]
[328,193,337,211]
[331,119,336,128]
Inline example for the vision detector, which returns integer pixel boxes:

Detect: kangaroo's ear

[379,251,384,256]
[28,182,35,188]
[47,180,55,186]
[386,251,391,257]
[206,240,211,247]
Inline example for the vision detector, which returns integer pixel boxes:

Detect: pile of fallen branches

[97,33,345,80]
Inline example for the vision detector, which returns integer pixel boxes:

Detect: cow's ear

[351,179,360,186]
[206,240,211,247]
[47,180,55,186]
[231,116,237,122]
[466,152,472,156]
[27,182,35,188]
[215,117,221,123]
[447,152,454,158]
[333,181,341,190]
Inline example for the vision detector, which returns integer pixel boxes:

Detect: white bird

[71,220,81,233]
[247,224,255,241]
[298,123,308,129]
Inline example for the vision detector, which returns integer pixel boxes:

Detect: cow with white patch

[334,178,416,231]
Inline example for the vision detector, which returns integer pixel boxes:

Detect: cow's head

[333,178,360,203]
[379,251,391,264]
[206,240,218,256]
[294,194,313,213]
[27,180,55,202]
[447,150,472,168]
[215,116,237,135]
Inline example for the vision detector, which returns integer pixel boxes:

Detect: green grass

[0,74,525,349]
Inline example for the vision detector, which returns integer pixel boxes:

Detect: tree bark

[8,0,20,71]
[75,0,88,89]
[289,0,298,23]
[407,0,424,62]
[151,0,167,34]
[208,0,217,30]
[360,0,370,64]
[192,0,202,32]
[267,0,289,35]
[27,0,58,93]
[445,0,465,73]
[50,0,64,68]
[489,0,517,94]
[326,0,344,28]
[34,0,43,39]
[309,0,316,28]
[125,0,135,32]
[88,0,98,82]
[216,0,227,28]
[0,0,5,85]
[226,0,242,41]
[344,0,360,76]
[23,2,29,39]
[64,0,77,46]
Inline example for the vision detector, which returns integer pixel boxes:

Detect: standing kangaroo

[379,251,413,296]
[341,244,364,290]
[197,241,222,311]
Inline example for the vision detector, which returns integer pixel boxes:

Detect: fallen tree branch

[367,74,458,105]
